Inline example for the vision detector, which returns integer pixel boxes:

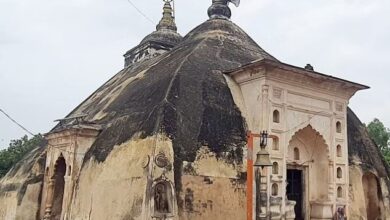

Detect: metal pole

[247,132,254,220]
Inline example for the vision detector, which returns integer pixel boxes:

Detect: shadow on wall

[362,172,384,220]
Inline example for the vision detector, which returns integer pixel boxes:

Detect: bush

[0,135,44,177]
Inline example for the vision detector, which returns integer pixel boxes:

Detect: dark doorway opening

[287,169,304,220]
[52,156,66,220]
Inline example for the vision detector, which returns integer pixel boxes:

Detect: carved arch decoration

[53,154,66,172]
[287,124,331,201]
[288,124,331,161]
[43,154,67,220]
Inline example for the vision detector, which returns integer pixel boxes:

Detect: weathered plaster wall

[179,147,246,220]
[0,192,18,220]
[66,133,178,220]
[349,164,389,220]
[0,146,46,220]
[15,183,42,220]
[68,136,156,220]
[179,175,246,220]
[67,135,246,220]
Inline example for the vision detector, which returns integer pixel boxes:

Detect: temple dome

[140,29,182,46]
[140,1,182,46]
[57,17,277,163]
[123,1,183,66]
[2,2,390,220]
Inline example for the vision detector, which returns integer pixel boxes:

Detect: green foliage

[0,135,44,178]
[366,118,390,165]
[381,148,390,166]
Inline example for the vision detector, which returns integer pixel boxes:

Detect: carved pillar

[261,85,271,219]
[261,85,270,130]
[257,168,269,220]
[43,178,55,220]
[329,163,334,200]
[62,176,71,220]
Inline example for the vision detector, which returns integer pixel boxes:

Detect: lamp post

[253,131,272,220]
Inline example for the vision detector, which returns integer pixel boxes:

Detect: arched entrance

[51,156,67,220]
[362,172,383,220]
[152,180,174,218]
[287,125,330,219]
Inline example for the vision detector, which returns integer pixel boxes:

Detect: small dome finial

[305,64,314,71]
[156,0,177,31]
[208,0,240,19]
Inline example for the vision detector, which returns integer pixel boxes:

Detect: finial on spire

[156,0,177,31]
[208,0,241,19]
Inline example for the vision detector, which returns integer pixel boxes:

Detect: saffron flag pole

[247,131,261,220]
[247,131,254,220]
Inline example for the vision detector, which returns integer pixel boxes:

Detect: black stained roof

[53,18,276,164]
[347,108,390,179]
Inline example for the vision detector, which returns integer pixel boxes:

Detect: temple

[0,0,389,219]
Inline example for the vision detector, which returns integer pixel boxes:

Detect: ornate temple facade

[0,1,389,220]
[226,60,369,219]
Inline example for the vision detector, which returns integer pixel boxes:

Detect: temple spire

[208,0,240,20]
[123,0,182,67]
[156,0,177,32]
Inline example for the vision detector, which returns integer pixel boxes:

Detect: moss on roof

[54,18,276,165]
[347,107,390,179]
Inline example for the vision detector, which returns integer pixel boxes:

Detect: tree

[366,118,390,164]
[0,135,44,178]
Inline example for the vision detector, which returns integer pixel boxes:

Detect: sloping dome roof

[54,18,277,164]
[140,29,182,46]
[347,108,390,178]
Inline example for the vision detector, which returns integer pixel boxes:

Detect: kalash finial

[156,0,177,31]
[208,0,240,20]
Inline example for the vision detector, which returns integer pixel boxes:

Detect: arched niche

[336,145,342,157]
[152,180,175,218]
[288,125,330,201]
[272,183,278,196]
[273,110,280,123]
[272,162,279,175]
[362,172,383,220]
[294,148,300,160]
[337,167,343,179]
[336,121,342,133]
[337,187,343,198]
[51,155,67,220]
[272,136,279,150]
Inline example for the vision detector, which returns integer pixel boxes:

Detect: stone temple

[0,0,389,219]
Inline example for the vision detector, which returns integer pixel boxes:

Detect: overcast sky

[1,0,389,148]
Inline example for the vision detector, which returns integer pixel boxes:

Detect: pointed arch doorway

[51,156,66,220]
[286,125,330,220]
[44,155,67,220]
